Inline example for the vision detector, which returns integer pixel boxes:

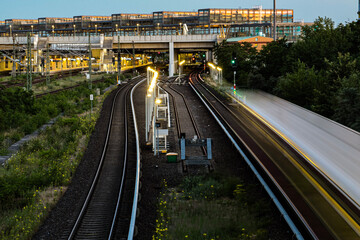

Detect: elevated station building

[0,7,311,41]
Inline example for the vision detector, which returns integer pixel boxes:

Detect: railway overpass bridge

[0,34,223,76]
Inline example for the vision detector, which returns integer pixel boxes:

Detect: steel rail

[0,68,84,87]
[166,76,206,156]
[67,83,127,240]
[108,84,130,239]
[163,83,182,138]
[127,78,145,239]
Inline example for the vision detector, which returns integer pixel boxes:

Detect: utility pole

[16,38,19,76]
[46,42,50,85]
[132,40,135,76]
[26,33,32,91]
[88,33,92,89]
[12,35,16,78]
[117,33,121,84]
[233,71,236,95]
[273,0,277,40]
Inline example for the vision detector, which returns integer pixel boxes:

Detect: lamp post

[233,71,236,95]
[146,67,159,143]
[95,24,97,36]
[9,25,12,37]
[179,60,185,78]
[88,33,92,89]
[73,24,76,36]
[52,25,54,37]
[154,98,162,156]
[117,33,121,84]
[179,22,182,35]
[157,23,160,35]
[31,25,33,35]
[137,23,140,36]
[12,34,16,77]
[217,67,222,85]
[115,24,118,34]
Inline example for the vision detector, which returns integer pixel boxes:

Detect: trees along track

[189,72,360,239]
[65,77,143,240]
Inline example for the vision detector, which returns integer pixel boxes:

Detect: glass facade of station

[0,8,310,41]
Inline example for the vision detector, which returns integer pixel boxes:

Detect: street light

[145,67,159,143]
[207,62,222,84]
[179,22,182,35]
[9,25,12,37]
[115,24,118,34]
[95,24,97,36]
[73,24,76,36]
[155,98,162,105]
[52,25,54,37]
[147,67,159,93]
[157,23,160,35]
[137,23,140,36]
[217,67,222,85]
[31,25,33,35]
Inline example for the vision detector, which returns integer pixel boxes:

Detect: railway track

[63,77,143,240]
[163,78,201,139]
[188,71,360,239]
[0,68,85,88]
[35,78,106,98]
[161,76,209,171]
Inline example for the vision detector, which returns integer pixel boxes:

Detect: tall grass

[153,175,272,240]
[0,80,114,239]
[0,76,115,154]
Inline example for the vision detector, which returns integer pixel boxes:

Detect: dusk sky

[0,0,357,25]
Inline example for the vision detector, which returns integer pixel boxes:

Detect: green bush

[10,133,22,143]
[0,80,109,157]
[21,121,37,135]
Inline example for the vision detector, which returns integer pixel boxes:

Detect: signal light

[231,52,237,68]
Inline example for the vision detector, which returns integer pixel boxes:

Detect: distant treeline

[215,17,360,132]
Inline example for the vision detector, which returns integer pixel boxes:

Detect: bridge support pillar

[168,41,174,77]
[174,48,179,74]
[206,50,213,63]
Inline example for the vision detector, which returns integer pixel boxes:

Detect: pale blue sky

[0,0,357,25]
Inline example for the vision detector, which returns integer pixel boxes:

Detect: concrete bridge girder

[112,42,215,49]
[0,34,223,76]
